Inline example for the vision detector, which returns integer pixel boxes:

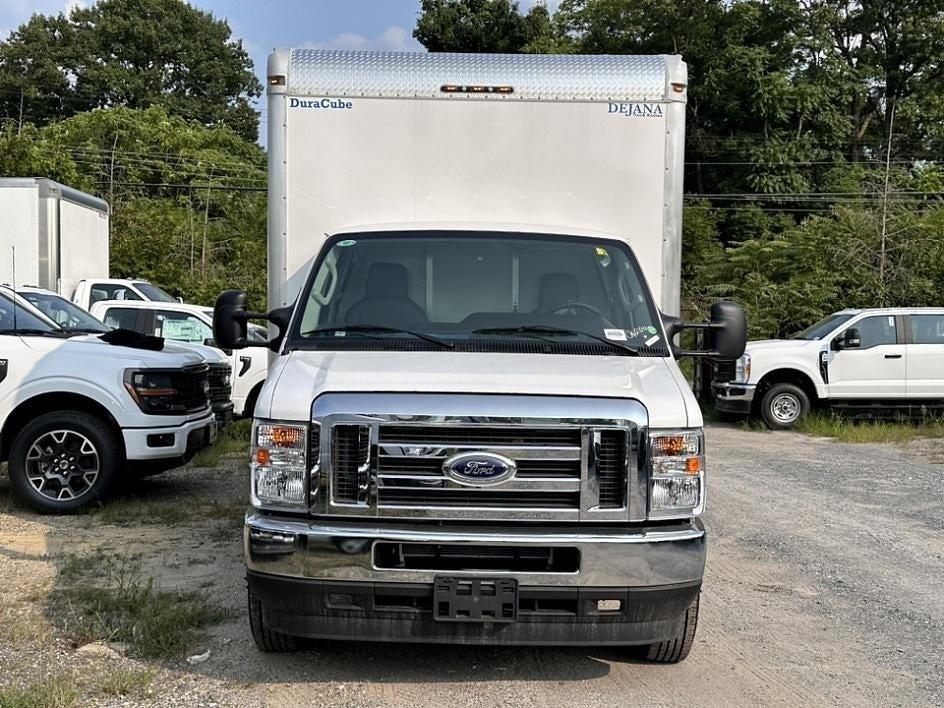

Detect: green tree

[0,0,261,141]
[414,0,560,53]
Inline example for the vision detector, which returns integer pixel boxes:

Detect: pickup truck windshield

[133,282,178,303]
[790,313,855,340]
[291,232,665,355]
[0,292,60,334]
[19,291,109,333]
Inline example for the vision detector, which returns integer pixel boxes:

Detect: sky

[0,0,556,141]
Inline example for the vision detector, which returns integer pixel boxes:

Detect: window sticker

[645,335,661,346]
[604,328,627,341]
[338,239,357,247]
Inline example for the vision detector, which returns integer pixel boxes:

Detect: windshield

[133,282,178,302]
[0,292,59,333]
[19,291,109,333]
[290,232,665,356]
[790,313,855,340]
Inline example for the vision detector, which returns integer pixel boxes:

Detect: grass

[795,412,944,443]
[190,418,252,468]
[95,668,154,699]
[0,676,78,708]
[54,553,228,660]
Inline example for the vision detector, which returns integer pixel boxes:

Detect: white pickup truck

[0,288,216,512]
[72,278,179,309]
[713,308,944,428]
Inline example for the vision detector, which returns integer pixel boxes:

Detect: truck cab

[215,49,745,661]
[72,278,179,310]
[714,308,944,428]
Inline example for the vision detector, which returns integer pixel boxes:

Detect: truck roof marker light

[671,82,686,93]
[440,85,514,95]
[269,75,286,86]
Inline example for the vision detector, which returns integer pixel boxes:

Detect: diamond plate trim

[286,50,670,102]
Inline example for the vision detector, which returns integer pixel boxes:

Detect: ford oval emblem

[443,451,516,487]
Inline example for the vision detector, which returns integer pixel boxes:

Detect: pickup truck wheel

[642,594,699,663]
[760,383,809,429]
[8,411,122,513]
[248,588,298,652]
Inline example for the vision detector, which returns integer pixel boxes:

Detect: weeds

[0,676,77,708]
[191,419,252,468]
[55,554,228,659]
[795,413,944,443]
[95,668,154,698]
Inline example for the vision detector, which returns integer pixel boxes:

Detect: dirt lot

[1,424,942,707]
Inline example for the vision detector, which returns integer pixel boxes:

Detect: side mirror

[841,327,861,349]
[664,300,747,360]
[708,300,747,359]
[213,290,249,350]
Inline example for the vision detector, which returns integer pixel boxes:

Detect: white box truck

[0,178,109,299]
[214,50,745,660]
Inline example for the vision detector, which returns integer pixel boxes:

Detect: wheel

[248,587,298,652]
[642,594,699,663]
[7,410,123,513]
[759,383,810,429]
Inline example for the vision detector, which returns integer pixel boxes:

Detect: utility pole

[878,103,895,306]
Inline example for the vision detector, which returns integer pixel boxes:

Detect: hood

[163,340,229,364]
[746,338,818,352]
[23,333,207,368]
[260,351,698,428]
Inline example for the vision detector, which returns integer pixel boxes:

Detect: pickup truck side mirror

[662,300,747,360]
[213,290,293,353]
[834,327,861,350]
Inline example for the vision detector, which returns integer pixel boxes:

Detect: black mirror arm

[664,321,729,358]
[234,307,293,352]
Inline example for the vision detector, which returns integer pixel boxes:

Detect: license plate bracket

[433,577,518,623]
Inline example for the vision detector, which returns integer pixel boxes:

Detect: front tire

[248,588,299,652]
[8,410,123,513]
[759,383,810,429]
[642,594,699,663]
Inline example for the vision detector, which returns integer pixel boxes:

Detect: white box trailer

[266,49,686,316]
[0,178,109,298]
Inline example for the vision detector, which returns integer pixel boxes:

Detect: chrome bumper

[712,381,756,413]
[245,512,706,588]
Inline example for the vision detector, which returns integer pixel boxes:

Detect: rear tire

[8,410,122,513]
[643,594,699,663]
[759,383,810,429]
[248,587,299,652]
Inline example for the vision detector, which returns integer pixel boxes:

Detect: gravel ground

[0,424,941,707]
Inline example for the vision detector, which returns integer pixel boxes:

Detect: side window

[101,307,141,331]
[909,314,944,344]
[155,310,211,343]
[855,315,897,348]
[90,284,144,304]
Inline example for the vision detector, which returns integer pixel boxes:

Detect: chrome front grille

[312,393,647,523]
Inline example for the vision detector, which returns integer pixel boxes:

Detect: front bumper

[245,513,706,645]
[712,381,756,414]
[122,412,216,461]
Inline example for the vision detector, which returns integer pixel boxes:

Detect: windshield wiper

[0,328,66,337]
[302,324,454,350]
[473,325,641,355]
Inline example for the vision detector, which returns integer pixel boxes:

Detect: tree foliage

[0,0,261,141]
[416,0,944,337]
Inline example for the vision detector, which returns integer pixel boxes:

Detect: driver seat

[345,262,428,325]
[535,272,580,312]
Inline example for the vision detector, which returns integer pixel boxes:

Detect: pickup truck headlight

[648,429,704,519]
[252,420,308,509]
[734,353,751,383]
[124,370,178,414]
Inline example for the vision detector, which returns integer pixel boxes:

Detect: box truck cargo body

[0,178,109,298]
[216,50,745,658]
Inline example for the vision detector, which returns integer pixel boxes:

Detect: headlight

[648,429,704,519]
[252,420,308,509]
[734,353,752,383]
[124,370,178,414]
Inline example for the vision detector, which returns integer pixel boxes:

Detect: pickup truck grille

[316,393,644,522]
[170,365,210,413]
[207,363,232,404]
